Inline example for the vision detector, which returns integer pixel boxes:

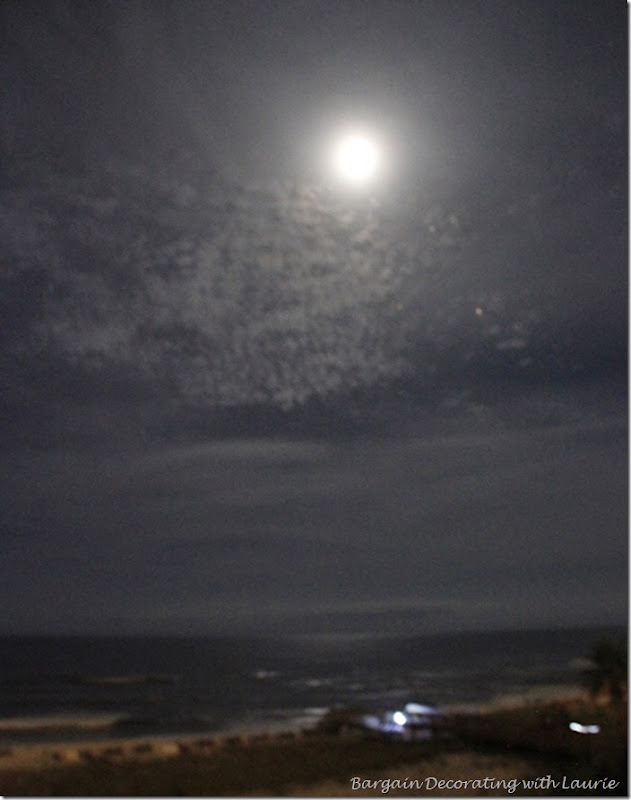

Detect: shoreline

[0,690,625,798]
[0,686,589,775]
[0,682,584,737]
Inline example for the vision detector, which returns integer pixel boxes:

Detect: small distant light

[474,307,484,316]
[392,711,407,726]
[569,722,601,734]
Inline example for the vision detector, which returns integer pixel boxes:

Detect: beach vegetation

[579,636,627,706]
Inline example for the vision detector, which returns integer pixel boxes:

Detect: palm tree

[581,637,627,706]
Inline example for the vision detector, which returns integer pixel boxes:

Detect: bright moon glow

[333,132,381,183]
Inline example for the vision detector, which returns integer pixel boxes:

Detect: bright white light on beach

[392,711,407,726]
[569,722,601,734]
[331,130,381,184]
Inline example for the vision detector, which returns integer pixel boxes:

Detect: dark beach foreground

[0,692,626,796]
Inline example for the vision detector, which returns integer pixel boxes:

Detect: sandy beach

[0,691,625,796]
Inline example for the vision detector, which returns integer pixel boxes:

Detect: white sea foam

[0,713,125,731]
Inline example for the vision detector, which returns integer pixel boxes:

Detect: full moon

[332,131,381,184]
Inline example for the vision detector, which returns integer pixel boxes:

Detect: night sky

[1,0,627,636]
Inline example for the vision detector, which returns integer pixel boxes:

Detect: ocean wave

[0,712,215,745]
[1,672,179,688]
[0,713,125,732]
[78,673,179,687]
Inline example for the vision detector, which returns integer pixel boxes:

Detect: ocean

[0,627,622,745]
